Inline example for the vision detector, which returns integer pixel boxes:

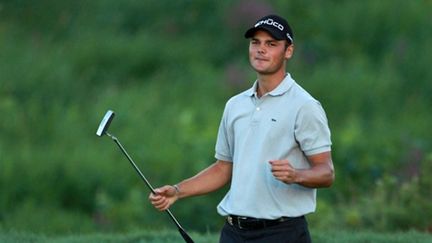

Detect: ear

[285,44,294,60]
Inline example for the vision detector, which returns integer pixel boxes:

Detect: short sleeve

[294,100,332,156]
[215,102,233,162]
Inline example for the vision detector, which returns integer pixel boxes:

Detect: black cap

[244,14,293,43]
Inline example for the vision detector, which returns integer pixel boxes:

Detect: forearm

[176,160,232,199]
[295,163,334,188]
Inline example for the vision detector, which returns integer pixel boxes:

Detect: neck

[256,71,287,97]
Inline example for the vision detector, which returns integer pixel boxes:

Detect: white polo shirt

[215,73,332,219]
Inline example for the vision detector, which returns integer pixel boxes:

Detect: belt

[226,215,303,230]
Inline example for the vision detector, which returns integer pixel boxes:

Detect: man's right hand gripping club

[148,160,233,211]
[149,185,179,211]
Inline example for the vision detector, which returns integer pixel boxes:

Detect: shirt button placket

[251,96,263,125]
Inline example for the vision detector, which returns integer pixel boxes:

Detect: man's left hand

[269,160,297,184]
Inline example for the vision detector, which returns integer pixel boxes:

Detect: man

[149,14,334,242]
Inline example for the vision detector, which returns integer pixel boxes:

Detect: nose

[257,44,266,54]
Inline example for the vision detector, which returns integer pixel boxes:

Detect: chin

[251,65,268,73]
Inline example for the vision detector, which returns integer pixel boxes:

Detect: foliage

[0,0,431,234]
[1,229,432,243]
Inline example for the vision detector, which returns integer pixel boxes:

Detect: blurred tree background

[1,0,431,235]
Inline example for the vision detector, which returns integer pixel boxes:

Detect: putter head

[96,110,115,136]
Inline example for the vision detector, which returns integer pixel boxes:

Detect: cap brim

[244,26,286,40]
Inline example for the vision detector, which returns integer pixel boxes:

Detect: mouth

[254,56,269,61]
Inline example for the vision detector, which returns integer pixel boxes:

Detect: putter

[96,110,194,243]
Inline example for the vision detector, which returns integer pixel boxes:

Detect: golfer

[149,14,334,243]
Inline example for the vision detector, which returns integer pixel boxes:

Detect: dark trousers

[219,216,311,243]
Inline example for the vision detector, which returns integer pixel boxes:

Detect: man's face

[248,30,293,75]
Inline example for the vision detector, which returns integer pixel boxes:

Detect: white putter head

[96,110,115,136]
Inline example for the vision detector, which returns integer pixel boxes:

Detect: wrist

[293,169,304,184]
[173,184,180,195]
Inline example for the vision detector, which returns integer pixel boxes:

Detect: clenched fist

[269,160,298,184]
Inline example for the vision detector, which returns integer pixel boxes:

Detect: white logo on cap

[286,33,293,42]
[255,18,284,31]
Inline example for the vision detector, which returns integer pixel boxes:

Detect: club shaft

[107,133,185,231]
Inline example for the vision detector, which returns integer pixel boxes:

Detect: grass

[0,230,212,243]
[1,229,431,243]
[312,230,432,243]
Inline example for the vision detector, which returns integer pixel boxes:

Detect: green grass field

[1,230,431,243]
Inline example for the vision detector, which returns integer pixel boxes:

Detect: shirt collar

[244,73,294,97]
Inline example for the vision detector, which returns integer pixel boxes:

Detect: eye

[269,42,277,47]
[251,40,259,45]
